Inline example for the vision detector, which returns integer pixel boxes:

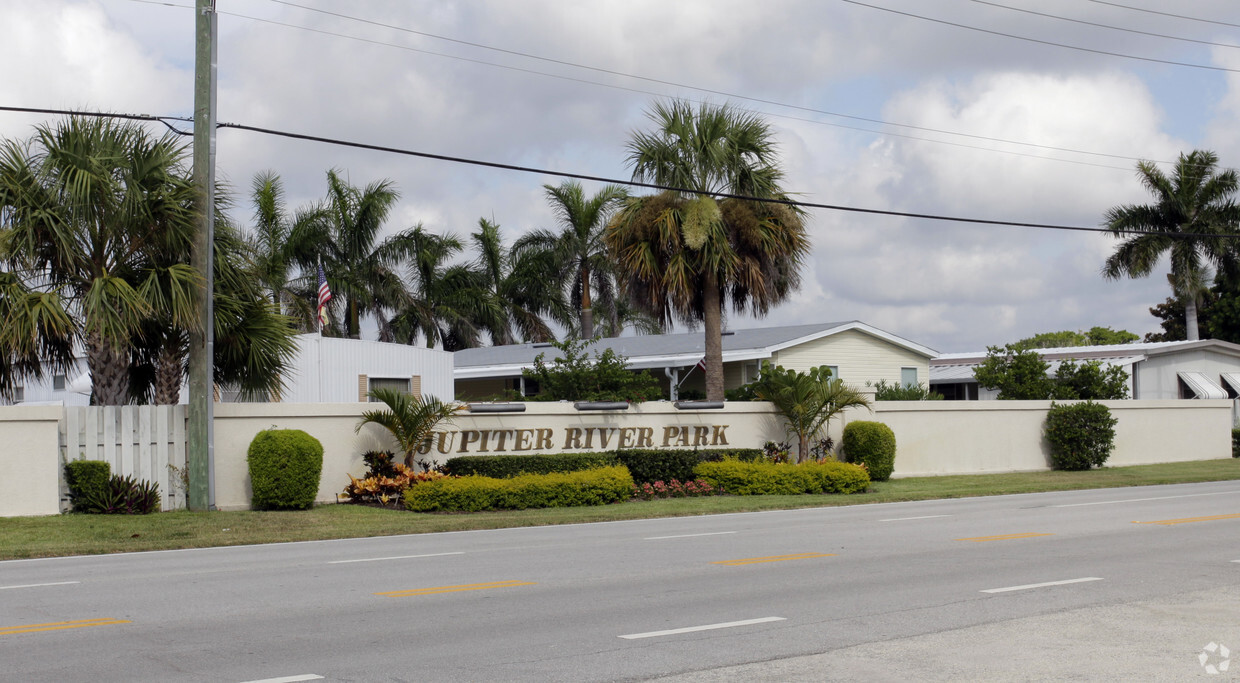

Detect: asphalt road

[2,481,1238,682]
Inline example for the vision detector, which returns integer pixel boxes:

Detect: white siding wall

[1135,350,1240,399]
[771,329,931,387]
[276,335,455,403]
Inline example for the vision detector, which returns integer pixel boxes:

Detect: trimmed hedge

[445,448,765,485]
[1044,401,1118,471]
[842,421,897,481]
[404,466,634,512]
[65,459,111,513]
[444,453,617,478]
[246,429,324,510]
[694,460,870,495]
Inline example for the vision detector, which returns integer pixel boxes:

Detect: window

[12,386,24,403]
[825,365,839,380]
[53,374,66,391]
[368,377,411,400]
[901,367,918,387]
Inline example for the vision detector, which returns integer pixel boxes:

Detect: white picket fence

[59,405,188,511]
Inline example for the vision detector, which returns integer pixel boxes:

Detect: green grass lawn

[3,458,1237,560]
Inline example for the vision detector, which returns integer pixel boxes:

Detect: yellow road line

[0,618,130,636]
[376,580,536,597]
[956,532,1053,542]
[712,552,836,566]
[1133,513,1240,526]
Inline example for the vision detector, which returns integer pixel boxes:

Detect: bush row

[694,460,870,496]
[404,466,634,512]
[444,448,763,485]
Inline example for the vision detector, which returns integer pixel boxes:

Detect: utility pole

[188,0,217,511]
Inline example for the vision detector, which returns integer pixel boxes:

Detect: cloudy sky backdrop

[5,0,1240,353]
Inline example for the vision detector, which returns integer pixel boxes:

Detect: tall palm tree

[515,180,628,339]
[245,170,326,327]
[470,218,566,345]
[386,223,491,350]
[289,170,404,339]
[606,100,810,401]
[1103,150,1240,341]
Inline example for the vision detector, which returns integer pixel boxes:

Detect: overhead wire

[1084,0,1240,30]
[5,104,1230,239]
[967,0,1240,49]
[838,0,1240,73]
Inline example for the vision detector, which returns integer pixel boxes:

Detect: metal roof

[454,321,937,379]
[932,339,1240,365]
[930,355,1145,384]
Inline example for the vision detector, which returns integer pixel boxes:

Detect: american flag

[317,265,332,329]
[695,356,706,372]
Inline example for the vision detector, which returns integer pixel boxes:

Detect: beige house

[453,321,937,401]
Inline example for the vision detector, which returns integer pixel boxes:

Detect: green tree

[357,388,465,468]
[751,364,871,463]
[290,170,403,339]
[386,223,491,350]
[606,100,810,401]
[244,170,326,328]
[1103,150,1240,341]
[0,117,199,404]
[972,345,1056,400]
[1014,327,1139,349]
[469,218,566,346]
[522,338,661,402]
[1053,360,1130,400]
[514,181,628,339]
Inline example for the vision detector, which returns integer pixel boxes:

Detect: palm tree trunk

[580,264,593,339]
[154,346,183,404]
[1185,297,1200,341]
[86,332,129,406]
[703,271,724,402]
[797,433,810,464]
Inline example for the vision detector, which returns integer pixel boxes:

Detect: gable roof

[454,321,937,379]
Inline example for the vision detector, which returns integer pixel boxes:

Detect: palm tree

[244,170,326,327]
[385,223,492,350]
[606,100,810,401]
[0,116,199,405]
[470,218,566,345]
[752,364,871,463]
[515,180,628,339]
[1103,150,1240,341]
[289,170,404,339]
[356,388,465,468]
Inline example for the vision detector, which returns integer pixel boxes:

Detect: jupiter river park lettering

[417,424,730,455]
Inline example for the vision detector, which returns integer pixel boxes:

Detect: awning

[1178,371,1228,399]
[1220,372,1240,397]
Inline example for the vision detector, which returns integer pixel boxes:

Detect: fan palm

[356,387,465,468]
[515,180,628,339]
[606,100,810,400]
[1103,150,1240,341]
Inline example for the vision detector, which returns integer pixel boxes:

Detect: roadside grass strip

[956,532,1053,542]
[712,552,835,566]
[619,617,786,640]
[1132,513,1240,526]
[0,618,130,636]
[375,580,535,597]
[981,577,1104,594]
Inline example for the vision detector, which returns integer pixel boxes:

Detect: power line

[3,105,1233,239]
[236,1,1159,168]
[968,0,1240,49]
[1085,0,1240,30]
[840,0,1240,73]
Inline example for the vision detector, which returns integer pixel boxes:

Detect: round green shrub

[246,429,324,510]
[65,459,112,513]
[1044,401,1117,471]
[841,421,897,481]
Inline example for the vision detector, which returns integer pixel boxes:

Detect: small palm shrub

[841,421,898,481]
[65,459,112,512]
[247,429,324,510]
[81,474,161,515]
[1044,401,1117,470]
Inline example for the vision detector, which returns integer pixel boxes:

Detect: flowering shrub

[344,464,450,508]
[631,478,722,501]
[762,441,792,464]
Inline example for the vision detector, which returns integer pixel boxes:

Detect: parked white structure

[930,339,1240,400]
[0,334,455,406]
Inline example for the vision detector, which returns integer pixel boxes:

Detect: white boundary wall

[0,400,1232,516]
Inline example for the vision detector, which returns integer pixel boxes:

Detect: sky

[4,0,1240,354]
